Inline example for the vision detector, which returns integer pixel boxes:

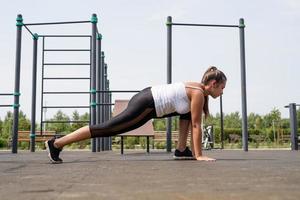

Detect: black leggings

[89,87,191,138]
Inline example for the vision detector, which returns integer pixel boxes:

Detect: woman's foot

[173,147,195,160]
[45,138,63,164]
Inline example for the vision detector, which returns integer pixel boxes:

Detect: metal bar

[220,95,224,149]
[96,90,140,93]
[44,63,90,65]
[108,80,112,150]
[42,90,141,94]
[171,23,239,28]
[44,77,90,80]
[30,33,38,152]
[40,37,45,135]
[96,35,102,152]
[44,49,91,52]
[42,120,90,123]
[121,136,124,154]
[147,136,150,153]
[0,93,14,96]
[24,20,90,26]
[39,35,91,38]
[288,103,299,150]
[43,91,90,94]
[43,106,90,109]
[166,16,172,152]
[239,18,248,151]
[12,14,23,154]
[22,24,35,37]
[0,105,13,107]
[100,53,105,151]
[104,63,109,150]
[91,14,97,152]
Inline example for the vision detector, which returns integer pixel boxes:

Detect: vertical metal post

[30,33,38,152]
[166,16,172,152]
[220,95,224,149]
[101,52,105,151]
[40,37,45,135]
[12,14,23,153]
[107,79,112,150]
[104,63,109,150]
[96,33,102,152]
[288,103,298,150]
[90,13,98,152]
[239,18,248,151]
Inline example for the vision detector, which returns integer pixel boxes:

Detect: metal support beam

[30,33,38,152]
[12,14,23,153]
[166,16,172,152]
[90,13,98,152]
[285,103,299,150]
[239,18,248,151]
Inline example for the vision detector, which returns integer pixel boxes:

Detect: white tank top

[151,82,190,117]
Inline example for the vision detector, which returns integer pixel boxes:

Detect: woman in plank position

[46,66,226,163]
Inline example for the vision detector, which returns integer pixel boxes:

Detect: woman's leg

[176,119,191,151]
[54,126,91,149]
[54,87,156,149]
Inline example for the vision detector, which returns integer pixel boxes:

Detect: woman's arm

[190,91,216,161]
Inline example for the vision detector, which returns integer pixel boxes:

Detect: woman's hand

[196,156,216,161]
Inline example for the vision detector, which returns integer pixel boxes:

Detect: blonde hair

[201,66,227,118]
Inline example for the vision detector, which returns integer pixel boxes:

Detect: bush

[0,138,8,148]
[155,141,165,149]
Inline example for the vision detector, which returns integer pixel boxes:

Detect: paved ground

[0,149,300,200]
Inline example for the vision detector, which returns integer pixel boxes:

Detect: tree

[223,112,241,128]
[248,113,261,129]
[47,110,71,134]
[2,111,13,139]
[18,110,31,131]
[153,119,165,131]
[263,108,281,128]
[0,110,30,139]
[70,111,89,132]
[0,118,3,136]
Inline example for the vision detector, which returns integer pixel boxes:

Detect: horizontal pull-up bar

[43,106,90,109]
[43,63,90,66]
[43,91,90,94]
[24,21,91,26]
[284,104,300,108]
[95,90,140,93]
[39,35,92,38]
[44,49,91,51]
[0,105,13,107]
[42,120,90,124]
[43,90,140,95]
[0,93,14,96]
[170,23,239,28]
[44,77,90,80]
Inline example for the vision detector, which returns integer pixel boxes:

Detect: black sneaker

[45,138,63,164]
[173,147,195,160]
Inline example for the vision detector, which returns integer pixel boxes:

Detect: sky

[0,0,299,122]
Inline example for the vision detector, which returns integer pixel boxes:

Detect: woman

[45,66,226,163]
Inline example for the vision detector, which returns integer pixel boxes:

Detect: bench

[154,131,191,147]
[113,100,155,154]
[16,130,60,149]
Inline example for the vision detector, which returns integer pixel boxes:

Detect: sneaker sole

[45,141,63,164]
[173,156,196,160]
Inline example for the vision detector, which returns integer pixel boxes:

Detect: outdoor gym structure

[7,13,141,153]
[166,16,248,151]
[2,14,299,153]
